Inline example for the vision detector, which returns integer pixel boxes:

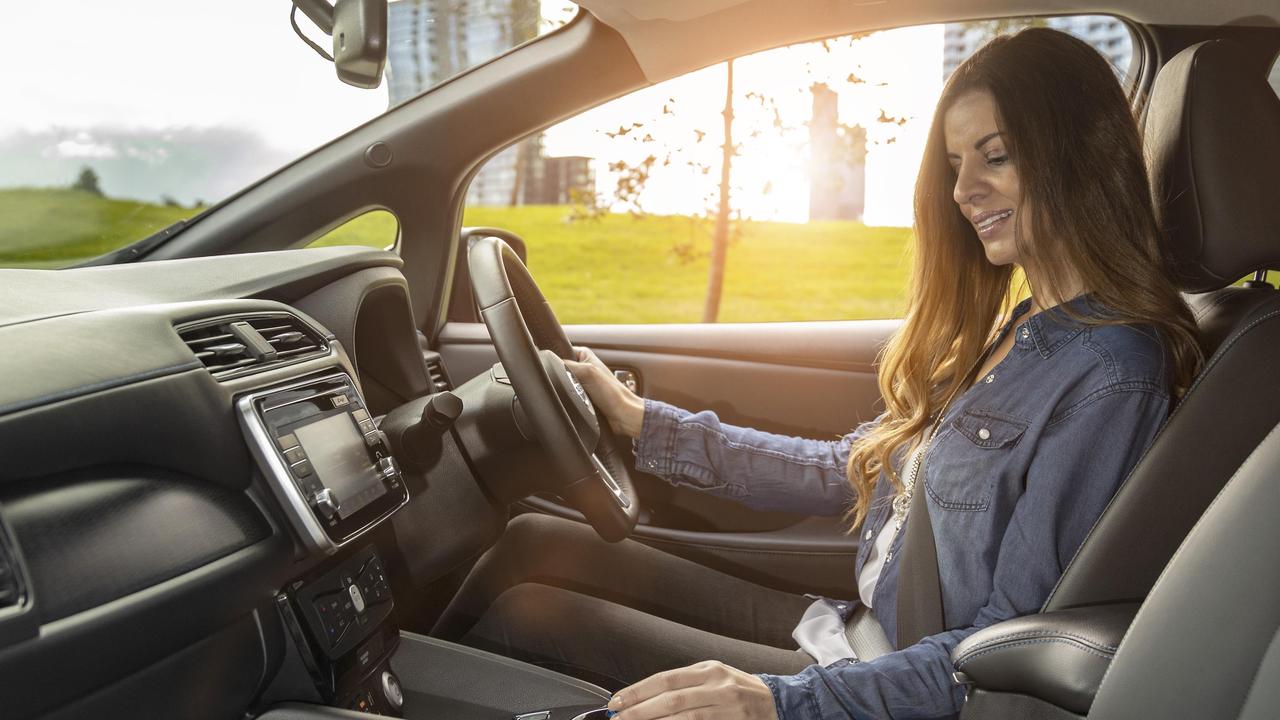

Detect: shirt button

[1019,327,1030,340]
[864,529,874,541]
[984,373,995,383]
[978,428,991,440]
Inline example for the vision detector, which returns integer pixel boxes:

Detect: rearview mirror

[292,0,388,89]
[332,0,387,88]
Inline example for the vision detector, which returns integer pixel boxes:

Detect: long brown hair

[844,28,1202,530]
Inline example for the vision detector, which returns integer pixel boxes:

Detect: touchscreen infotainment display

[293,413,387,519]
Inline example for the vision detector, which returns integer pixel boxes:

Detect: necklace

[886,330,1004,540]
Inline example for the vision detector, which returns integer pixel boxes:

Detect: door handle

[613,369,640,394]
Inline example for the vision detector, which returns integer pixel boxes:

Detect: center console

[277,544,406,715]
[238,372,409,555]
[239,370,611,719]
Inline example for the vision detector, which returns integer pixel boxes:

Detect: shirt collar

[1009,293,1104,358]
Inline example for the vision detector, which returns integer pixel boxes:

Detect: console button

[382,671,404,709]
[357,418,376,435]
[291,460,313,478]
[348,584,366,613]
[331,394,350,408]
[276,433,299,451]
[377,456,399,478]
[283,446,306,465]
[351,408,371,423]
[365,429,389,449]
[311,488,340,518]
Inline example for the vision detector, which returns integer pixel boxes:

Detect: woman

[434,28,1202,719]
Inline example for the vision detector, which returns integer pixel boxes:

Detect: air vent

[423,351,452,392]
[0,549,21,611]
[178,313,329,379]
[0,509,35,646]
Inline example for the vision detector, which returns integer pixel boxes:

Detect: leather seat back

[1044,37,1280,611]
[1087,419,1280,719]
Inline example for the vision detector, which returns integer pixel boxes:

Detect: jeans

[433,512,815,690]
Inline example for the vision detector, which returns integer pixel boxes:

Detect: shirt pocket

[923,408,1029,511]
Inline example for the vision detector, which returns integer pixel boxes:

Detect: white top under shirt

[792,441,924,665]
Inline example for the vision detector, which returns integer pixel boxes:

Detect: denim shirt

[631,295,1171,720]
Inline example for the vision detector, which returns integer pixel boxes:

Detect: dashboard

[0,247,509,718]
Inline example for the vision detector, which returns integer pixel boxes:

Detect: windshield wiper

[75,213,201,267]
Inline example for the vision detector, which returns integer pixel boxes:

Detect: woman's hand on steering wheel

[564,346,646,438]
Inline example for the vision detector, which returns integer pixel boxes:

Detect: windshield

[0,0,577,269]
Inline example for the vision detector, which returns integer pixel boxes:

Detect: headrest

[1144,39,1280,293]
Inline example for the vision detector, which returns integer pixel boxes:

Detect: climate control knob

[312,488,341,519]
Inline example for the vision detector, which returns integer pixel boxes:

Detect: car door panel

[435,319,896,597]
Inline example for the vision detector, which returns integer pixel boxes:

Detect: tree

[72,166,103,196]
[702,58,735,323]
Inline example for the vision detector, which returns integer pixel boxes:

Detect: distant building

[524,155,595,205]
[943,16,1133,80]
[387,0,535,106]
[808,83,866,222]
[387,0,589,206]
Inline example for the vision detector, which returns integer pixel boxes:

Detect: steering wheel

[467,235,640,542]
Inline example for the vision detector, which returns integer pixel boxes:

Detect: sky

[0,0,942,226]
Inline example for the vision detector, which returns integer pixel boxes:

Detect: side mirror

[292,0,387,89]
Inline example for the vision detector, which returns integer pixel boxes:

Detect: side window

[307,209,399,250]
[460,17,1134,324]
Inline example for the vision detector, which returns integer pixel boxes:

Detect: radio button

[348,584,366,613]
[376,456,399,478]
[312,488,340,518]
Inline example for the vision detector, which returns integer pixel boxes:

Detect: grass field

[0,189,914,323]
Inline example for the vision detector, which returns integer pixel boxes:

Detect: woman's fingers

[610,664,717,716]
[609,662,778,720]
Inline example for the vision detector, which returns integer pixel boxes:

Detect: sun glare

[541,24,944,227]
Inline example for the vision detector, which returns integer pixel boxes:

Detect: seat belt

[896,467,946,649]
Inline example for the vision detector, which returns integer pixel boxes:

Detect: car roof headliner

[573,0,1280,82]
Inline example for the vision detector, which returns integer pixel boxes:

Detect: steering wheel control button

[347,584,366,613]
[567,370,594,412]
[312,488,341,519]
[381,671,404,709]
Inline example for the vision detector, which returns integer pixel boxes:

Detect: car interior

[0,1,1277,719]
